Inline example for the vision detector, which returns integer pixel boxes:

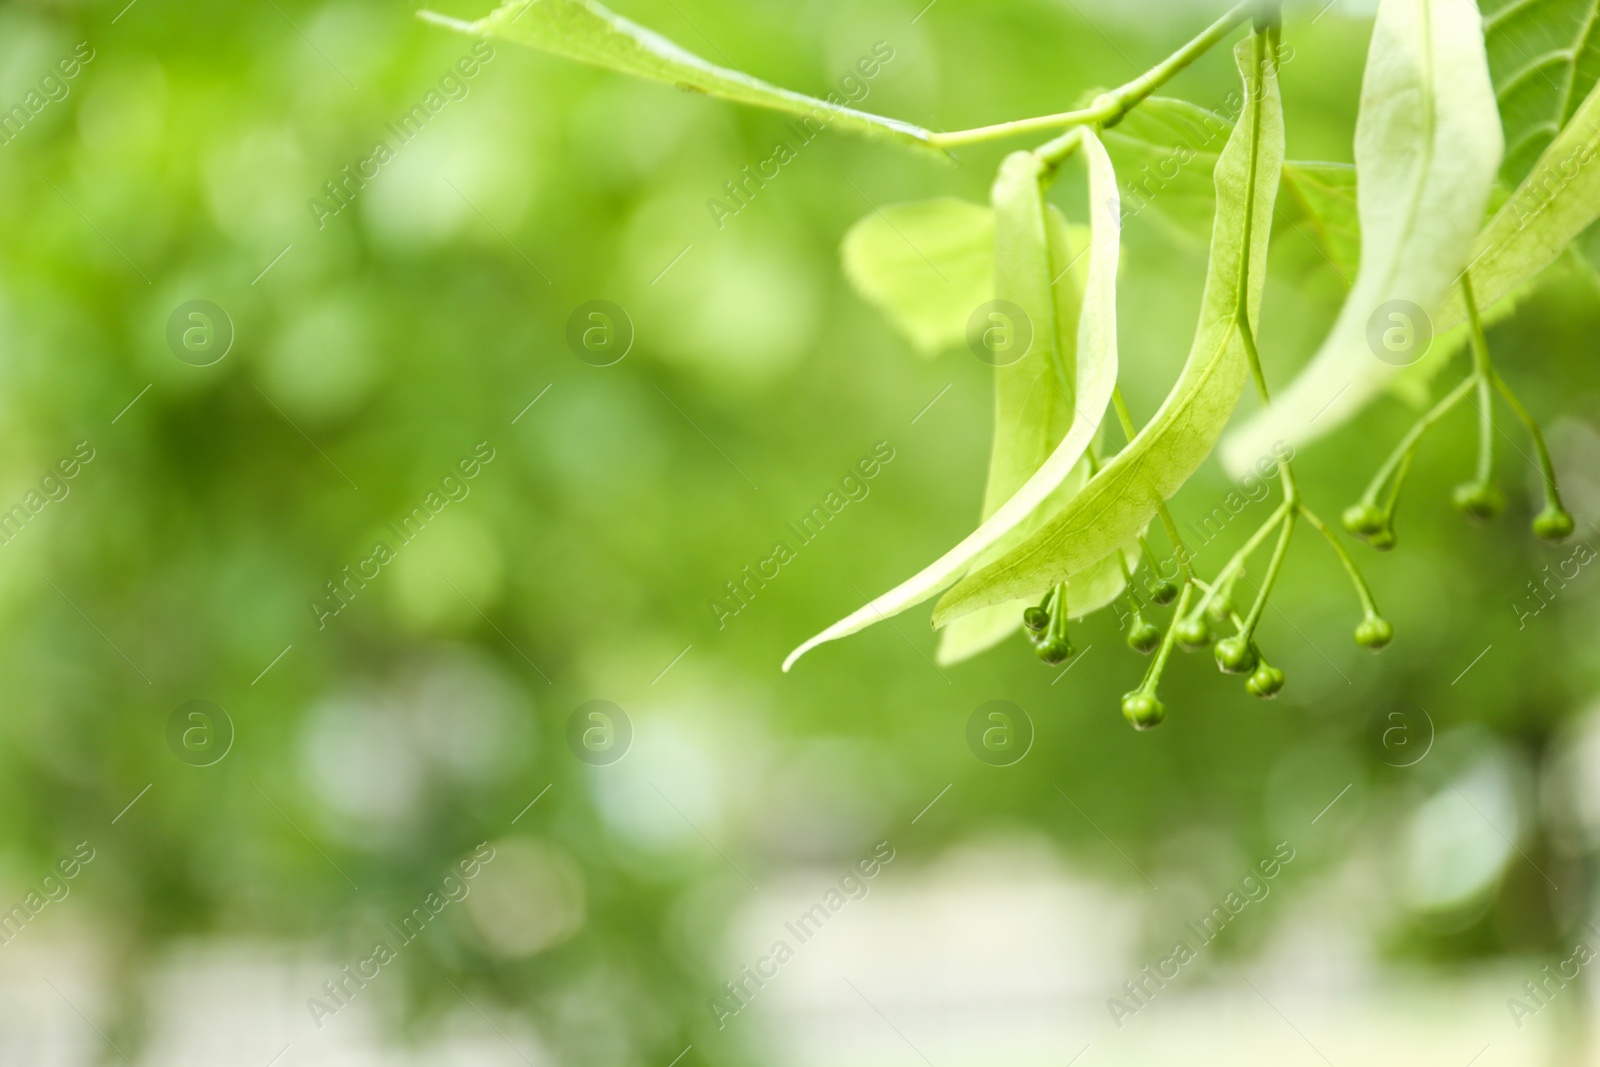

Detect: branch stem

[1240,511,1295,638]
[1461,276,1567,511]
[1302,506,1381,618]
[1136,581,1195,696]
[1358,375,1476,506]
[932,1,1260,149]
[1188,502,1290,620]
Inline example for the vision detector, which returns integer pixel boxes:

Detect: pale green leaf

[933,36,1283,627]
[1221,0,1503,476]
[840,198,994,356]
[783,131,1123,672]
[937,207,1117,666]
[936,535,1138,665]
[419,0,940,154]
[984,151,1080,509]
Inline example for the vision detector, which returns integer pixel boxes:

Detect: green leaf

[1481,0,1600,285]
[841,198,994,356]
[1481,0,1600,184]
[935,536,1139,665]
[1102,96,1234,241]
[1277,161,1361,285]
[935,200,1090,666]
[1433,77,1600,332]
[983,152,1080,511]
[937,201,1138,665]
[1103,97,1358,281]
[1389,82,1600,397]
[783,131,1124,672]
[1573,221,1600,283]
[1221,0,1503,475]
[419,0,940,154]
[932,35,1283,628]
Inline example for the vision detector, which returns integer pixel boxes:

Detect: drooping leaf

[840,198,994,356]
[938,206,1090,665]
[983,152,1080,511]
[419,0,940,154]
[1221,0,1503,476]
[932,35,1283,627]
[783,131,1124,672]
[1481,0,1600,184]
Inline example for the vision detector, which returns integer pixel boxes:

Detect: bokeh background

[2,0,1600,1063]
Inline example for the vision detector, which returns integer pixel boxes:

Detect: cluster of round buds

[1024,585,1075,666]
[1197,612,1291,700]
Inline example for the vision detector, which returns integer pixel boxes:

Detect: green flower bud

[1342,503,1386,537]
[1533,506,1576,544]
[1035,632,1074,666]
[1354,615,1393,651]
[1206,593,1234,623]
[1022,606,1050,632]
[1126,614,1162,655]
[1214,635,1259,674]
[1245,663,1285,698]
[1150,578,1180,606]
[1174,615,1212,650]
[1120,691,1166,731]
[1452,481,1505,521]
[1366,526,1397,551]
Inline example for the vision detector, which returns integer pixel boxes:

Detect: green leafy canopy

[426,0,1600,688]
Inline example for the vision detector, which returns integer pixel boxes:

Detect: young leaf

[841,198,994,356]
[783,132,1123,672]
[419,0,940,154]
[1221,0,1503,475]
[932,35,1283,627]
